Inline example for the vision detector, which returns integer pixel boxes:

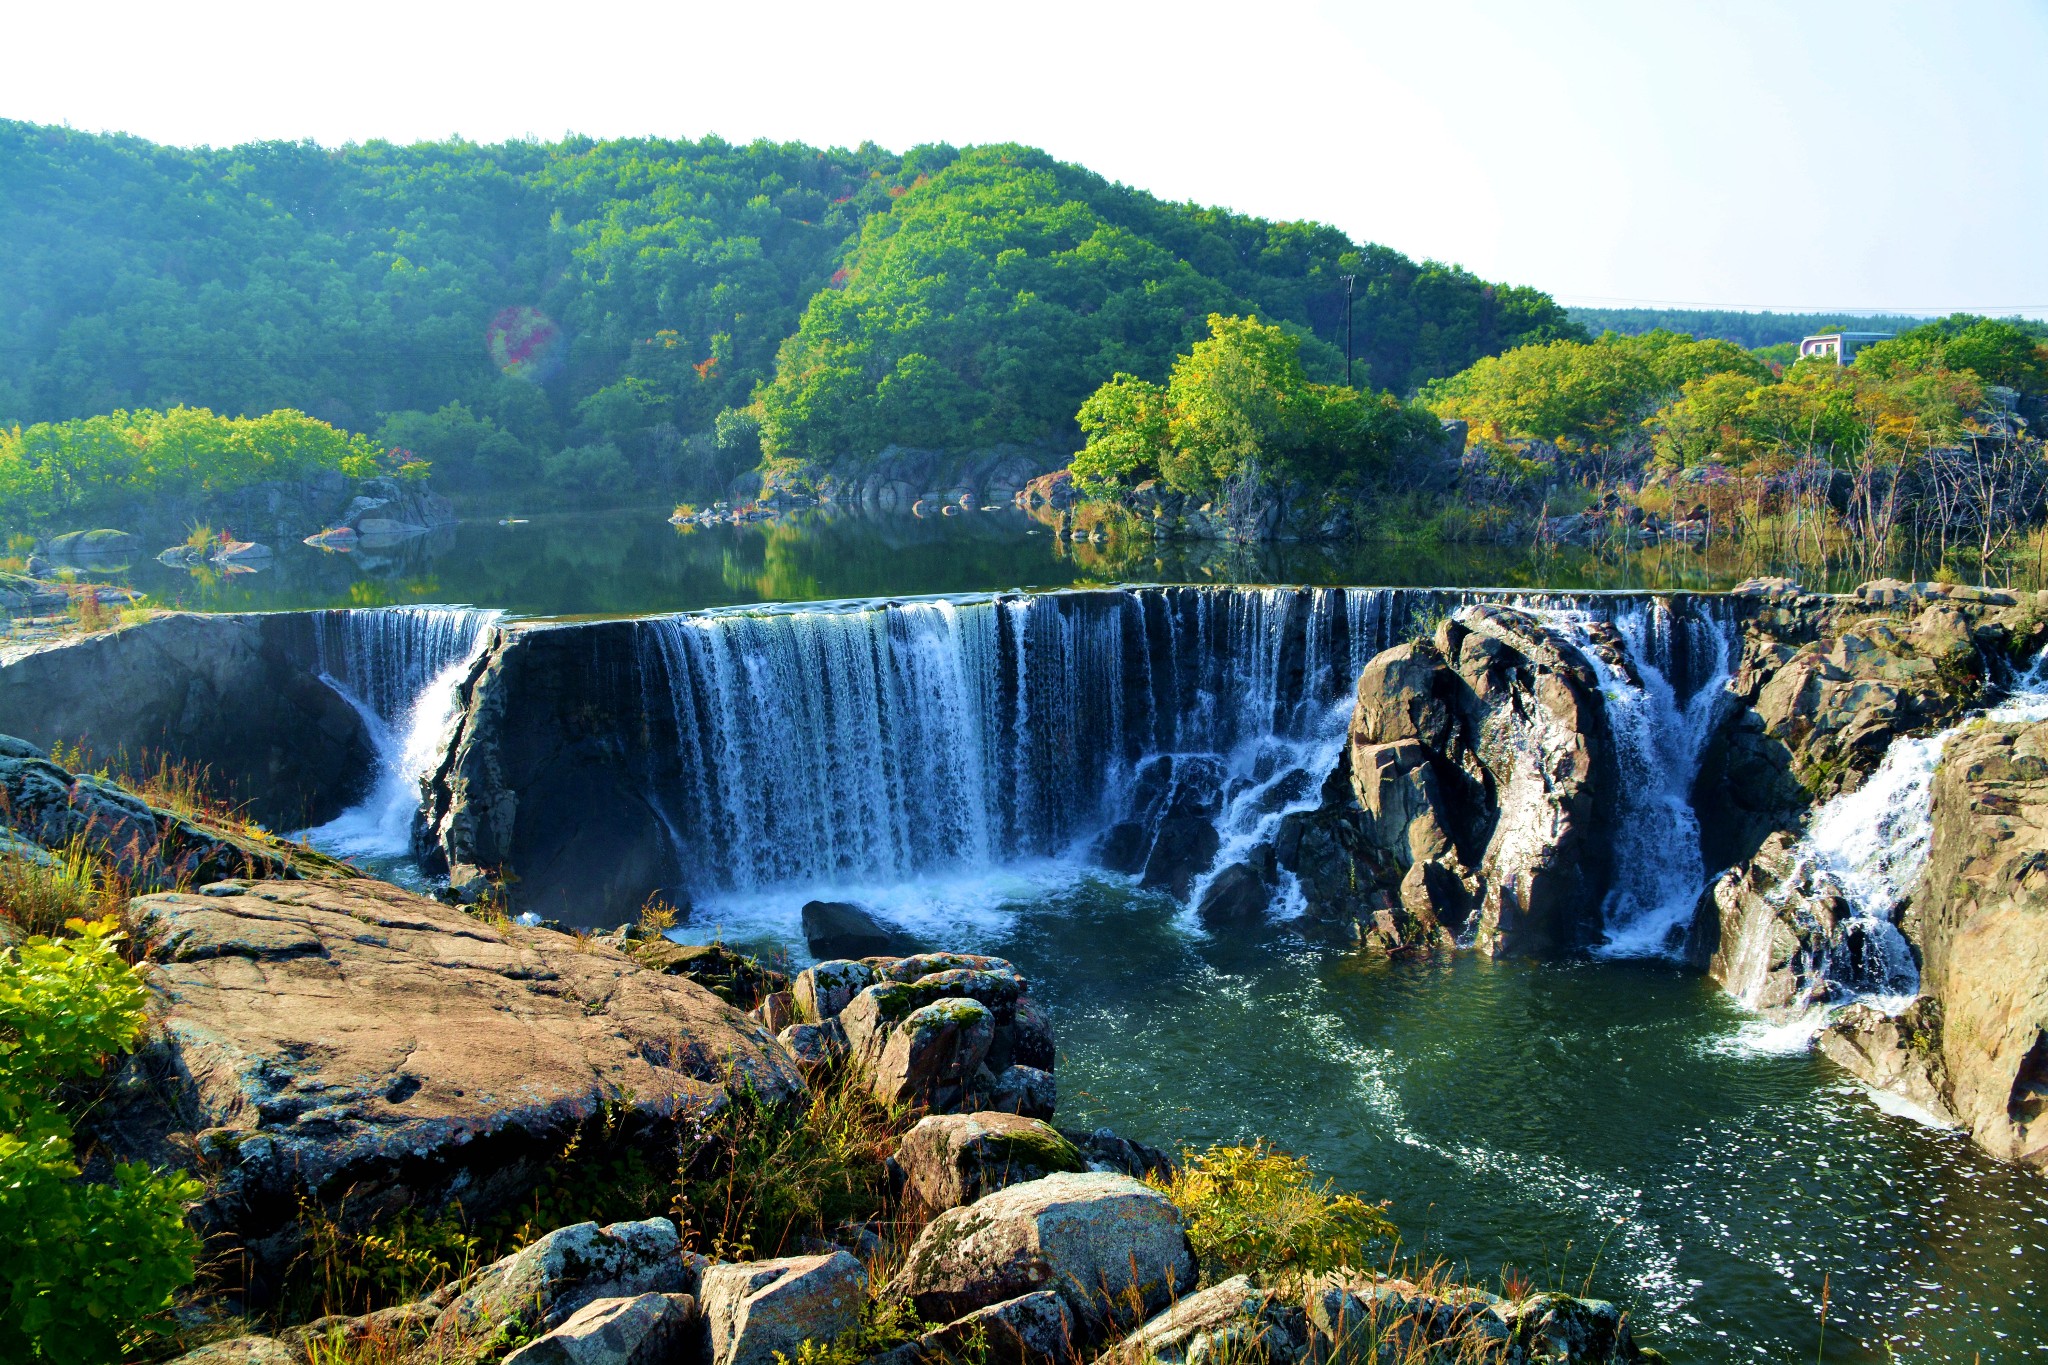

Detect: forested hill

[1564,307,1945,349]
[0,122,1575,495]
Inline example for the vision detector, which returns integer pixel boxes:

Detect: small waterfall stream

[305,607,502,859]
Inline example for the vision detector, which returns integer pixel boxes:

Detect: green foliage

[0,917,202,1363]
[757,145,1570,462]
[676,1071,899,1261]
[541,440,632,491]
[289,1199,480,1323]
[1565,307,1946,351]
[1420,330,1767,457]
[0,405,387,526]
[1154,1140,1397,1284]
[1855,314,2048,392]
[1072,315,1439,498]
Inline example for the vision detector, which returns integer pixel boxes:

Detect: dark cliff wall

[0,612,375,828]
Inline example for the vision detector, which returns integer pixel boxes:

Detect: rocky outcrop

[93,878,800,1293]
[0,737,354,896]
[807,953,1056,1117]
[1692,588,2046,870]
[504,1292,701,1365]
[0,612,376,828]
[823,444,1061,514]
[890,1171,1197,1336]
[1898,720,2048,1165]
[1277,604,1623,956]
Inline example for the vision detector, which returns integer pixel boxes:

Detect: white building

[1797,331,1893,364]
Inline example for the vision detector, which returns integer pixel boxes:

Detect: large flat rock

[98,877,802,1282]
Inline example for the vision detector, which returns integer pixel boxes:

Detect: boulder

[1111,1276,1308,1365]
[1090,821,1151,876]
[41,528,137,565]
[450,1218,699,1336]
[803,900,920,959]
[898,1291,1076,1365]
[633,940,786,1009]
[778,1020,849,1079]
[794,960,878,1021]
[752,990,796,1033]
[701,1251,867,1365]
[989,1064,1057,1120]
[1141,819,1221,899]
[892,1172,1196,1335]
[1687,832,1836,1011]
[96,880,799,1292]
[1061,1128,1175,1181]
[504,1293,701,1365]
[873,997,996,1110]
[1195,862,1270,926]
[893,1112,1087,1212]
[1818,1001,1958,1125]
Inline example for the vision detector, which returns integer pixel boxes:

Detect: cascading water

[1732,650,2048,1016]
[1548,599,1737,957]
[305,606,502,860]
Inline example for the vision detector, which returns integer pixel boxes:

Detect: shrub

[0,838,126,940]
[1154,1140,1396,1284]
[0,918,202,1363]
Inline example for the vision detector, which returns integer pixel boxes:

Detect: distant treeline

[0,123,1576,506]
[1563,307,2048,351]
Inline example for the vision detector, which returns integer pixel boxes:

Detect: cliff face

[1907,721,2048,1166]
[0,612,375,827]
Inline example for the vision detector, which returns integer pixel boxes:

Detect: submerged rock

[803,899,921,959]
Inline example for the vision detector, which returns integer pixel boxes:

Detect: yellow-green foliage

[0,836,127,940]
[1154,1140,1396,1284]
[0,918,203,1363]
[0,405,408,527]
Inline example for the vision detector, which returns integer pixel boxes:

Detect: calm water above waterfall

[297,588,2048,1362]
[77,500,1865,618]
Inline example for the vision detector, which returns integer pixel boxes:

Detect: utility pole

[1340,274,1356,388]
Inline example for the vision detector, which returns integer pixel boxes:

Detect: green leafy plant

[0,917,203,1363]
[1153,1140,1396,1284]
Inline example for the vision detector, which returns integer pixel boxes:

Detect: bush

[1154,1140,1396,1284]
[0,917,202,1363]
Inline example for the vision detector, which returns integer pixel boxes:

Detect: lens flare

[485,306,565,382]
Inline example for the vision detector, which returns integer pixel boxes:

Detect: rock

[0,740,354,890]
[901,1291,1077,1365]
[1513,1293,1642,1362]
[1911,719,2048,1165]
[892,1171,1196,1335]
[793,960,877,1021]
[1731,576,1803,598]
[304,527,359,550]
[503,1292,701,1365]
[1008,997,1057,1071]
[634,940,786,1009]
[803,900,920,958]
[1060,1127,1175,1181]
[752,990,796,1032]
[1304,1273,1513,1361]
[701,1251,867,1365]
[1819,1000,1958,1125]
[892,1112,1087,1212]
[1141,818,1221,899]
[1195,862,1269,925]
[1091,821,1151,875]
[211,539,273,564]
[1687,832,1836,1010]
[98,881,799,1293]
[451,1218,700,1336]
[41,528,137,565]
[164,1338,299,1365]
[1303,605,1622,955]
[778,1020,849,1079]
[1111,1276,1308,1365]
[988,1064,1057,1120]
[873,997,996,1110]
[0,611,378,829]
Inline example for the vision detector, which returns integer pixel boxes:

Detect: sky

[5,0,2046,318]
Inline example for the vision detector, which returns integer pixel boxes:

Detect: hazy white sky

[6,0,2045,316]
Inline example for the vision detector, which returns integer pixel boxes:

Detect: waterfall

[637,588,1394,895]
[1733,652,2048,1014]
[1548,599,1737,957]
[306,606,502,859]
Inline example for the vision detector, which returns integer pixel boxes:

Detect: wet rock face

[1283,604,1621,956]
[95,879,799,1294]
[0,612,376,828]
[1692,593,2048,871]
[1913,720,2048,1166]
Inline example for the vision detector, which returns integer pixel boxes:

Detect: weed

[636,896,680,939]
[1152,1140,1397,1286]
[0,835,129,939]
[284,1197,479,1324]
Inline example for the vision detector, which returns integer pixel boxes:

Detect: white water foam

[303,607,501,860]
[1545,601,1735,958]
